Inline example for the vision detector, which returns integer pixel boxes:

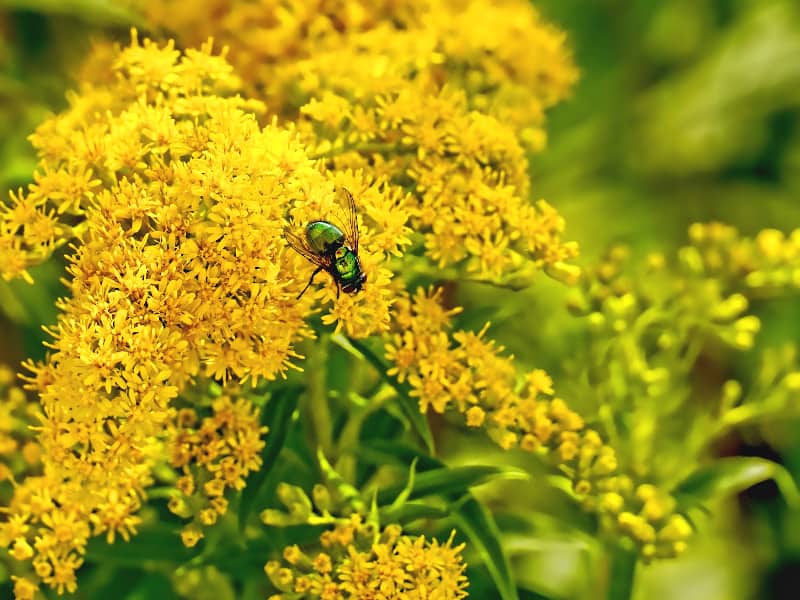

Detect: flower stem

[607,544,637,600]
[306,335,334,456]
[344,336,435,454]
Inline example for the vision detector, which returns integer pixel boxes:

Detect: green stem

[606,543,638,600]
[306,335,334,456]
[343,337,435,454]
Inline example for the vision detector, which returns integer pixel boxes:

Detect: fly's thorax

[305,221,345,255]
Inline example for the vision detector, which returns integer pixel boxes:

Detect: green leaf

[317,447,365,512]
[85,525,195,566]
[453,497,519,600]
[673,457,800,509]
[239,386,301,530]
[125,572,181,600]
[377,465,527,506]
[335,336,435,454]
[379,501,449,525]
[387,457,418,510]
[357,439,442,471]
[605,543,637,600]
[357,441,519,599]
[0,0,145,26]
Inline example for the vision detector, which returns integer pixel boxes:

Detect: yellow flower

[181,524,204,548]
[305,82,579,283]
[267,518,468,599]
[385,287,692,559]
[11,576,39,600]
[165,394,268,542]
[1,31,426,592]
[133,0,580,286]
[140,0,577,135]
[687,222,800,290]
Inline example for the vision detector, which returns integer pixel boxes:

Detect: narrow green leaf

[330,333,365,360]
[377,465,527,505]
[388,457,418,510]
[0,0,145,26]
[673,457,800,508]
[357,439,441,471]
[379,501,449,525]
[453,497,519,600]
[239,386,301,530]
[337,336,435,454]
[317,447,365,512]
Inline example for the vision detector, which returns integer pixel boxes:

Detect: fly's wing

[283,227,330,269]
[334,187,360,254]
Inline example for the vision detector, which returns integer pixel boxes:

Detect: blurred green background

[1,1,799,599]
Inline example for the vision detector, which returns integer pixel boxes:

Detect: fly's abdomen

[306,221,345,255]
[334,248,360,281]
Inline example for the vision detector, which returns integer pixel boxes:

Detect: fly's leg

[335,280,341,299]
[297,266,323,299]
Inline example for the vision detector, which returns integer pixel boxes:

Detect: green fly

[283,188,367,299]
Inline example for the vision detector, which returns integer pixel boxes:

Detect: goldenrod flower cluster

[0,376,142,596]
[0,366,40,482]
[385,287,693,558]
[567,225,800,481]
[1,1,585,594]
[0,367,42,600]
[1,32,413,335]
[566,240,760,484]
[166,395,267,546]
[260,468,468,598]
[265,515,468,599]
[385,287,579,450]
[0,33,416,595]
[140,0,578,138]
[570,240,761,357]
[685,222,800,292]
[304,86,579,282]
[136,0,579,284]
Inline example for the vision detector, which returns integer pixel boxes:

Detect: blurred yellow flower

[385,287,692,558]
[139,0,577,135]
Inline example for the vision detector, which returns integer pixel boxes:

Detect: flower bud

[678,246,704,275]
[783,372,800,391]
[312,484,331,513]
[546,261,582,286]
[657,514,693,542]
[711,293,748,321]
[756,229,785,260]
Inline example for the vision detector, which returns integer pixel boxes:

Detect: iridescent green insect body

[284,189,367,299]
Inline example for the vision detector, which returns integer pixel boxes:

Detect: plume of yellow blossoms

[0,32,417,594]
[0,367,43,600]
[304,85,579,283]
[165,395,266,547]
[0,365,41,480]
[265,515,468,599]
[140,0,578,139]
[385,288,693,560]
[137,0,580,285]
[685,222,800,292]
